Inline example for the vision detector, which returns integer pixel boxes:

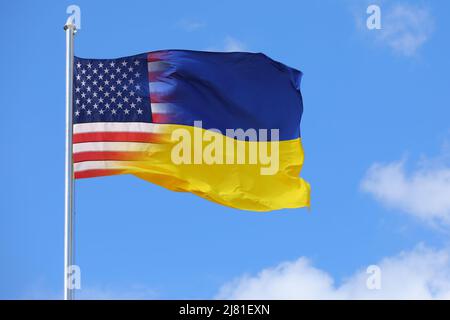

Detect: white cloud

[176,19,206,32]
[216,245,450,299]
[361,157,450,226]
[376,4,434,56]
[207,36,247,52]
[223,36,247,52]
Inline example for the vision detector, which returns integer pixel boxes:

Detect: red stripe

[75,169,124,179]
[73,151,148,163]
[152,113,171,123]
[149,71,164,82]
[147,51,168,62]
[73,131,164,143]
[150,92,173,103]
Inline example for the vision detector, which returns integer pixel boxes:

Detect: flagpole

[64,17,76,301]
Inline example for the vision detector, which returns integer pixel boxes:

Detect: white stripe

[149,81,173,94]
[74,161,129,172]
[148,61,171,73]
[151,103,177,114]
[73,122,165,134]
[73,141,162,153]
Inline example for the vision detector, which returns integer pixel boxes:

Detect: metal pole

[64,19,76,301]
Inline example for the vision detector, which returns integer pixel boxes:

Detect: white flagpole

[64,16,76,301]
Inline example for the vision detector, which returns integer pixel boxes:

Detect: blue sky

[2,0,450,299]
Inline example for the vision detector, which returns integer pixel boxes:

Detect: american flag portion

[73,53,174,179]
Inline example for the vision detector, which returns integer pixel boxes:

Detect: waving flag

[72,50,310,211]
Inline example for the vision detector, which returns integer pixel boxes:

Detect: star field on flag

[73,54,152,124]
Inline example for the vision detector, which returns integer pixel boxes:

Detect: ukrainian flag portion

[73,50,310,211]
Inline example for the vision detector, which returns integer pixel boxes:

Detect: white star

[122,73,127,79]
[110,85,116,91]
[104,68,109,74]
[117,103,123,108]
[75,87,80,93]
[99,109,104,114]
[81,80,86,86]
[130,102,136,108]
[111,109,117,114]
[137,108,143,114]
[110,74,115,79]
[81,69,86,74]
[104,92,110,97]
[121,61,127,67]
[86,86,91,92]
[105,103,110,109]
[134,60,140,66]
[98,74,104,80]
[86,75,92,80]
[116,67,121,73]
[93,69,98,74]
[98,86,104,92]
[124,109,130,114]
[116,79,122,85]
[128,66,133,72]
[134,72,140,78]
[110,61,115,67]
[122,85,128,91]
[135,85,141,90]
[87,98,91,103]
[124,97,129,103]
[93,103,98,109]
[81,104,86,109]
[99,97,104,103]
[75,99,80,104]
[93,80,98,86]
[81,92,86,98]
[76,62,81,68]
[99,62,104,68]
[111,97,116,103]
[117,91,122,97]
[129,79,134,84]
[87,109,92,115]
[75,110,80,116]
[93,92,98,97]
[130,91,135,96]
[76,74,81,81]
[136,97,142,103]
[87,63,92,69]
[104,80,110,86]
